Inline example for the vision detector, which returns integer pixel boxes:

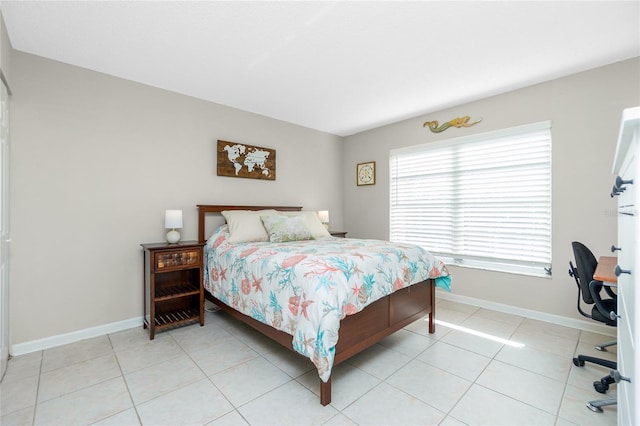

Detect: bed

[197,204,451,405]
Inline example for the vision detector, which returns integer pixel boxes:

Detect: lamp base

[166,229,181,244]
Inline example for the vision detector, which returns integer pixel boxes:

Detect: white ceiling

[1,1,639,136]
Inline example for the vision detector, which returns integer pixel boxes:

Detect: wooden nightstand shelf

[141,241,204,339]
[329,231,347,238]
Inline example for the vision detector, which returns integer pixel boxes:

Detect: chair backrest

[571,241,600,305]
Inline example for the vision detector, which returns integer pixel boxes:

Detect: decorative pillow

[260,215,313,243]
[221,210,278,243]
[282,211,331,239]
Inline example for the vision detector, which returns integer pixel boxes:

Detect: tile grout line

[105,331,144,426]
[202,319,277,414]
[170,323,251,424]
[31,350,44,426]
[554,329,584,423]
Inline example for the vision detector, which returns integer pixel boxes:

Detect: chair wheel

[573,357,585,367]
[586,402,604,413]
[594,380,609,394]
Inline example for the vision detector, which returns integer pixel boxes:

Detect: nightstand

[141,241,204,339]
[330,231,347,238]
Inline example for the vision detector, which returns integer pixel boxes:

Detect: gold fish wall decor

[423,116,482,133]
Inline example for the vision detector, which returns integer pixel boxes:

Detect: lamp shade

[164,210,183,229]
[318,210,329,223]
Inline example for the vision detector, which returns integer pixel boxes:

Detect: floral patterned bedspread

[204,225,451,382]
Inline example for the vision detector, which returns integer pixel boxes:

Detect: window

[390,121,552,277]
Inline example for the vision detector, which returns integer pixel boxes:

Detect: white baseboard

[436,290,616,337]
[9,291,616,356]
[11,316,143,356]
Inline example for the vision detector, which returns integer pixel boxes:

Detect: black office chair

[568,241,618,412]
[570,241,617,321]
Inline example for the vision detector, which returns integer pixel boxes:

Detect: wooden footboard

[204,279,435,406]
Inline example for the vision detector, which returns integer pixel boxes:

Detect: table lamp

[165,209,183,244]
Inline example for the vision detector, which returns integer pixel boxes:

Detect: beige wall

[9,51,344,345]
[9,46,640,347]
[343,57,640,321]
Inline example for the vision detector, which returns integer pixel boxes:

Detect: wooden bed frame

[197,204,436,406]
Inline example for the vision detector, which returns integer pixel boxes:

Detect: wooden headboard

[197,205,303,244]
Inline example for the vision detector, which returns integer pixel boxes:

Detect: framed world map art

[357,161,375,186]
[217,140,276,180]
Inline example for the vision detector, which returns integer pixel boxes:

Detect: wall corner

[0,8,12,89]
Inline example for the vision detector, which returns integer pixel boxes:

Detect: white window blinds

[390,121,552,277]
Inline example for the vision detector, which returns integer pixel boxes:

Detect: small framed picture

[356,161,376,186]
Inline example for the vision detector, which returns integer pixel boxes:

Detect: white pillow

[282,211,331,239]
[221,210,278,243]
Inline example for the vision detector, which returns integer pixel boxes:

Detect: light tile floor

[1,299,618,425]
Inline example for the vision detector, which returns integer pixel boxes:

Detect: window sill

[439,256,552,279]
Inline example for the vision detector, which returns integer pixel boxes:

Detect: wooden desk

[594,256,618,283]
